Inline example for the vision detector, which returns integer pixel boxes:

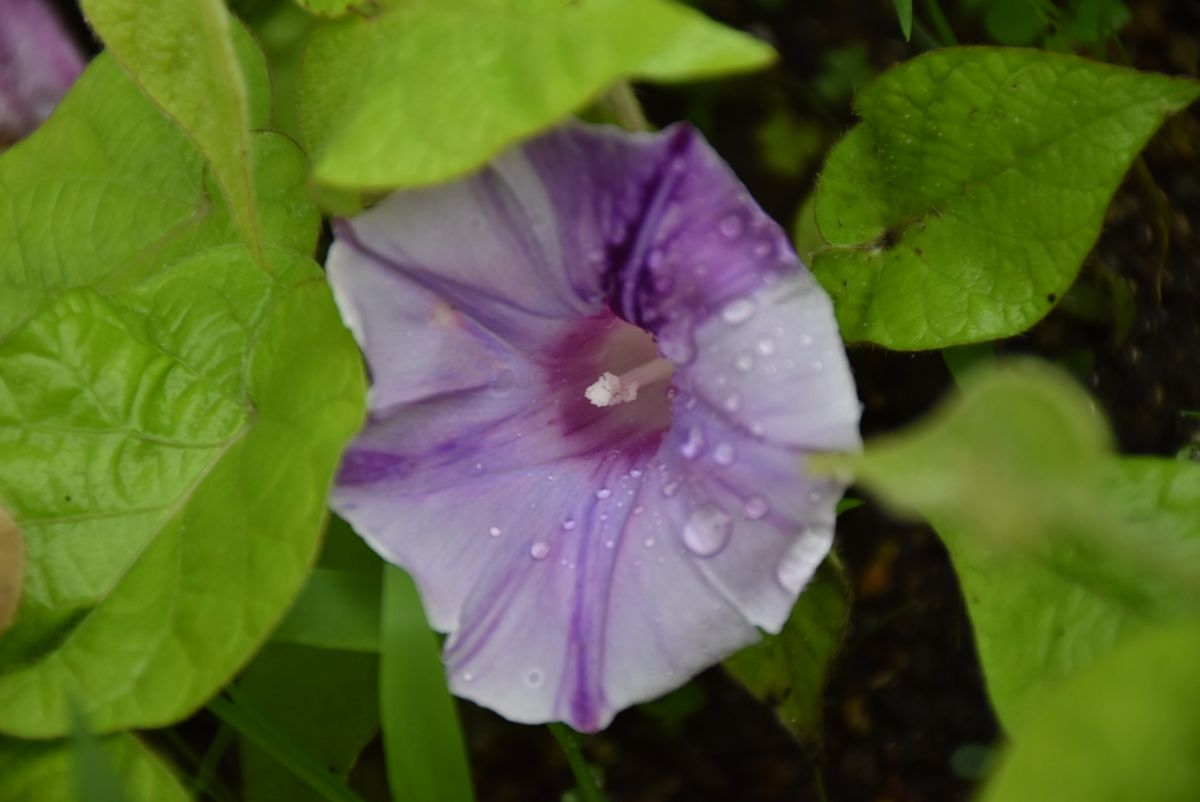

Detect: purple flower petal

[0,0,84,148]
[329,122,861,731]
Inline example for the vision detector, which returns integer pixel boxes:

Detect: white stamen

[584,358,674,407]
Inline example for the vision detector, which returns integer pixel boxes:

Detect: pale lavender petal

[0,0,83,147]
[329,121,861,731]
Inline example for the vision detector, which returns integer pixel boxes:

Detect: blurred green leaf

[81,0,269,263]
[838,361,1200,730]
[211,688,366,802]
[272,569,382,652]
[380,566,474,802]
[811,48,1200,349]
[0,734,188,802]
[0,52,364,737]
[981,621,1200,801]
[756,109,824,179]
[723,558,850,741]
[893,0,914,40]
[982,0,1048,46]
[239,644,380,802]
[300,0,774,191]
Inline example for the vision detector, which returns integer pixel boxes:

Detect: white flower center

[584,357,674,407]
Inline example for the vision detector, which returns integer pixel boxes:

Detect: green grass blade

[208,689,367,802]
[380,565,475,802]
[893,0,913,39]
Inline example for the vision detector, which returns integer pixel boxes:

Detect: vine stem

[548,723,608,802]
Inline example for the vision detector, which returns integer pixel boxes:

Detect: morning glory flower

[0,0,84,148]
[329,122,861,732]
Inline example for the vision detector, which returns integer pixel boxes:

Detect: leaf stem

[548,723,608,802]
[602,82,650,132]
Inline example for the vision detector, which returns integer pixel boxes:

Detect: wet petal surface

[330,122,860,731]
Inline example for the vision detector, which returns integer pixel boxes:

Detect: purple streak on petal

[328,121,862,731]
[0,0,83,147]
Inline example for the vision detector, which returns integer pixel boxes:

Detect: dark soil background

[43,0,1199,799]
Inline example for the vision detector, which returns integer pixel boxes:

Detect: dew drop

[679,427,705,459]
[752,241,772,258]
[586,247,605,263]
[489,367,516,396]
[562,518,576,531]
[488,526,502,538]
[713,443,736,466]
[662,481,680,498]
[647,248,664,269]
[744,497,770,520]
[605,539,615,549]
[723,393,743,413]
[530,541,550,560]
[721,297,756,325]
[630,468,643,478]
[812,359,825,370]
[683,504,733,557]
[462,671,474,682]
[473,462,484,472]
[757,338,776,356]
[596,487,612,499]
[660,335,695,364]
[633,505,645,515]
[525,669,545,688]
[734,352,755,373]
[799,333,813,347]
[719,213,744,238]
[644,537,656,548]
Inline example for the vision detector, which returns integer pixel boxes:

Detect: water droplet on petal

[530,541,550,560]
[721,298,756,325]
[734,352,755,372]
[633,505,645,515]
[644,537,656,548]
[744,497,770,519]
[630,468,643,478]
[752,241,771,258]
[659,334,695,364]
[713,443,736,466]
[525,669,545,688]
[489,526,502,538]
[662,481,680,498]
[679,427,705,459]
[799,333,813,347]
[462,672,474,682]
[562,518,576,531]
[719,214,744,238]
[723,393,743,413]
[757,338,776,356]
[596,487,612,499]
[489,367,516,396]
[683,505,733,557]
